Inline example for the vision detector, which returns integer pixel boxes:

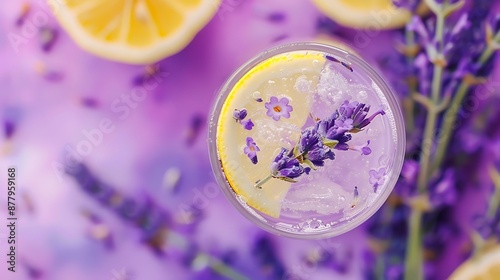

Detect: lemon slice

[217,53,325,218]
[449,245,500,280]
[312,0,415,30]
[50,0,220,64]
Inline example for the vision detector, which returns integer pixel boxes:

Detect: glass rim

[208,42,406,239]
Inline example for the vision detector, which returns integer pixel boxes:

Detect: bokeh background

[1,0,500,279]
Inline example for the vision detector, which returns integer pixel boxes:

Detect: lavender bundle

[254,100,384,189]
[365,0,500,279]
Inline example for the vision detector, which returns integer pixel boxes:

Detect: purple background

[0,0,499,279]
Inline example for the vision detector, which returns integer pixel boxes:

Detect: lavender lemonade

[209,43,405,238]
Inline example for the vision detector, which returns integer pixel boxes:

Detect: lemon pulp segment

[449,246,500,280]
[217,53,325,218]
[52,0,220,64]
[311,0,412,29]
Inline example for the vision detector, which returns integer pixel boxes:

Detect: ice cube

[253,118,301,146]
[282,179,351,215]
[294,75,313,94]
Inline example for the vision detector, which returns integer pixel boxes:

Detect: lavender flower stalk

[254,100,384,189]
[400,1,500,279]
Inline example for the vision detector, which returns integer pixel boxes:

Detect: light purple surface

[1,0,499,279]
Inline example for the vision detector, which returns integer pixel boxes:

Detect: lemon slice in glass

[312,0,415,30]
[50,0,220,64]
[216,53,325,218]
[449,245,500,280]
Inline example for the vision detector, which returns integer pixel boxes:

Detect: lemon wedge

[312,0,415,30]
[216,53,325,218]
[449,245,500,280]
[50,0,220,64]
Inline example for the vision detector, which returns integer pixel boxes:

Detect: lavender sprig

[433,19,500,170]
[254,100,384,189]
[66,163,248,279]
[402,1,499,279]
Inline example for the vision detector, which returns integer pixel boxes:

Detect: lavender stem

[405,4,448,280]
[254,174,274,189]
[405,209,424,280]
[203,253,249,280]
[432,30,500,171]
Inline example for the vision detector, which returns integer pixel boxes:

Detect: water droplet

[357,90,367,100]
[310,219,320,229]
[312,59,319,67]
[162,167,181,191]
[268,80,275,84]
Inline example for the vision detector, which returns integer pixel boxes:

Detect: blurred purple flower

[402,160,419,183]
[175,203,204,230]
[15,3,30,26]
[4,121,15,139]
[116,198,141,220]
[392,0,419,11]
[186,114,204,146]
[408,16,432,49]
[423,220,458,256]
[252,236,285,279]
[430,170,458,208]
[473,214,493,239]
[458,126,484,153]
[435,0,462,4]
[265,97,293,121]
[81,97,99,108]
[414,53,432,96]
[132,64,163,86]
[369,167,387,192]
[244,137,260,164]
[303,246,351,274]
[386,264,404,280]
[40,69,64,82]
[349,140,372,155]
[267,12,286,23]
[39,26,58,52]
[316,16,341,35]
[66,163,171,254]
